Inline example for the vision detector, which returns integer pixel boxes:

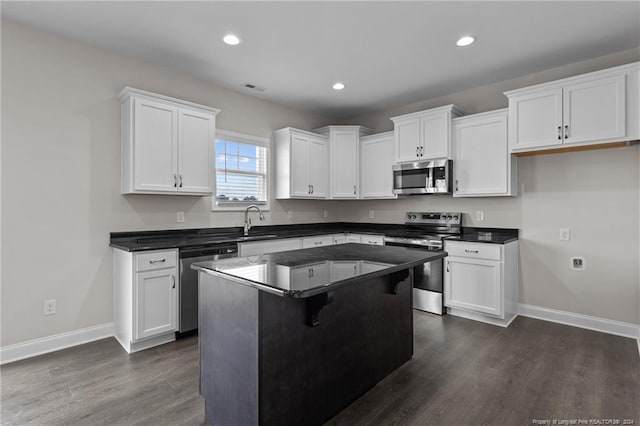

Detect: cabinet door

[178,108,214,194]
[509,88,563,150]
[308,137,329,198]
[563,74,626,145]
[290,135,311,197]
[331,130,359,198]
[361,235,384,245]
[394,118,421,162]
[134,269,177,340]
[453,112,509,196]
[444,257,502,317]
[133,98,178,192]
[421,112,449,159]
[333,235,346,245]
[360,134,396,198]
[289,262,330,289]
[330,261,360,281]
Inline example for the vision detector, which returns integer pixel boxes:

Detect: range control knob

[453,215,459,220]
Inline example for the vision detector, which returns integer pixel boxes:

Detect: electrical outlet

[176,211,185,223]
[323,210,328,218]
[368,210,375,219]
[571,256,586,271]
[288,211,293,219]
[44,299,56,316]
[559,228,571,241]
[475,210,484,221]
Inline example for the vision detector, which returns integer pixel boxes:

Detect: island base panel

[199,270,413,426]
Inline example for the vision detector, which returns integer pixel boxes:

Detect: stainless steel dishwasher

[178,243,238,334]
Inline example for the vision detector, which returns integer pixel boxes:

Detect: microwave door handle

[425,167,433,190]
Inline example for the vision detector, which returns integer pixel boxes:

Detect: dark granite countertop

[192,243,446,298]
[445,227,519,244]
[110,222,519,251]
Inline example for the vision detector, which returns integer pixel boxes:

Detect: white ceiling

[3,1,639,120]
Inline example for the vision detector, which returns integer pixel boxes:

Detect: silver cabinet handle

[557,126,562,140]
[173,174,178,187]
[311,185,314,194]
[353,185,356,195]
[446,262,450,273]
[179,175,183,188]
[455,179,459,192]
[564,125,569,139]
[308,185,311,194]
[149,259,166,264]
[171,275,176,289]
[464,249,479,253]
[416,146,419,157]
[420,146,423,156]
[311,268,314,277]
[308,268,312,278]
[314,241,322,245]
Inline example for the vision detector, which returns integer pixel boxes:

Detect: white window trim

[211,129,271,212]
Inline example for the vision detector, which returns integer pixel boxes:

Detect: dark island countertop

[192,243,446,298]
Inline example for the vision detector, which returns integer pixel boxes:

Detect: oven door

[385,241,445,314]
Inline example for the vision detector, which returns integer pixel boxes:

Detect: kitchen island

[192,243,446,426]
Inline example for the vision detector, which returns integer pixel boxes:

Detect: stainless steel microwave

[392,159,453,195]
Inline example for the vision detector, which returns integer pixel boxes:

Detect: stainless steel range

[385,212,462,315]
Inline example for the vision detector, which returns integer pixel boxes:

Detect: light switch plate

[177,211,185,223]
[368,210,375,219]
[559,228,570,241]
[475,210,484,221]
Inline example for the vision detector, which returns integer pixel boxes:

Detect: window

[212,130,269,210]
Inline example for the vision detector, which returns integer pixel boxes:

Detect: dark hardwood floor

[2,313,638,425]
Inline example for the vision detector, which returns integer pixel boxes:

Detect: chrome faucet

[243,205,265,236]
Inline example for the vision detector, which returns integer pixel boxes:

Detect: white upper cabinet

[360,132,397,199]
[314,126,372,199]
[274,128,329,199]
[452,109,516,197]
[505,62,639,153]
[120,87,219,195]
[391,104,463,162]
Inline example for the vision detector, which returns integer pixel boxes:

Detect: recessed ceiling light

[223,34,241,46]
[456,35,475,47]
[332,82,345,90]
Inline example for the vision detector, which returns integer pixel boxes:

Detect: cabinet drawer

[135,250,177,272]
[445,241,502,260]
[302,235,334,248]
[361,235,384,246]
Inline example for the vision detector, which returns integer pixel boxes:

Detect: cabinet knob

[557,126,562,140]
[564,125,569,139]
[353,185,356,195]
[173,174,178,188]
[179,175,183,188]
[455,179,459,192]
[171,275,176,289]
[416,146,419,157]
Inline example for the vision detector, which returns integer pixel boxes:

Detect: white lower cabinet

[238,238,302,257]
[444,240,518,327]
[113,248,178,353]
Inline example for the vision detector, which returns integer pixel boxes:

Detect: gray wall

[1,20,638,349]
[339,49,640,325]
[0,20,339,346]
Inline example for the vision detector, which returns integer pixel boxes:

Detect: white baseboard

[518,303,639,341]
[0,322,114,365]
